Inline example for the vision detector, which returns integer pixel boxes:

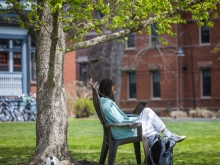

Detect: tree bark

[29,6,78,165]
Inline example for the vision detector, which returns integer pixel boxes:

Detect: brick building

[121,15,220,113]
[76,11,220,114]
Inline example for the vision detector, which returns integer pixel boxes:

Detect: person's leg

[139,108,166,132]
[139,108,186,142]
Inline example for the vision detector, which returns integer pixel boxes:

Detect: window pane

[201,25,210,43]
[31,39,36,49]
[152,71,160,97]
[80,64,87,82]
[13,52,21,71]
[129,72,136,98]
[13,39,22,49]
[0,39,9,49]
[127,33,135,48]
[96,11,104,19]
[202,69,211,96]
[0,51,9,71]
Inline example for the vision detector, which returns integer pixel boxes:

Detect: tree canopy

[1,0,220,164]
[1,0,220,49]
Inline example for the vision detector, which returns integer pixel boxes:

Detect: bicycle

[20,95,37,121]
[10,99,25,122]
[0,95,37,122]
[0,99,13,121]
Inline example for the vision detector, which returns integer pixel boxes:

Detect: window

[13,39,21,49]
[150,23,159,45]
[126,33,135,49]
[128,72,136,99]
[201,69,211,97]
[200,24,210,44]
[0,39,8,48]
[96,11,104,19]
[13,52,21,71]
[151,70,161,98]
[0,51,9,71]
[80,64,87,82]
[0,39,21,72]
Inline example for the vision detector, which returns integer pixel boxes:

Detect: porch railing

[0,73,22,96]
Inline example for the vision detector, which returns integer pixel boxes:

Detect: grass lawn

[0,118,220,165]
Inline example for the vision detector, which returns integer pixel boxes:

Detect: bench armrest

[126,114,138,117]
[105,122,142,137]
[105,122,142,127]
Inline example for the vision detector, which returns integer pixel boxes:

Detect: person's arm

[101,99,138,123]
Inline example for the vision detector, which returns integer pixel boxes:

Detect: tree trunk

[29,6,78,165]
[110,38,124,104]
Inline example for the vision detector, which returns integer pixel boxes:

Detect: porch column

[22,38,28,95]
[9,40,13,72]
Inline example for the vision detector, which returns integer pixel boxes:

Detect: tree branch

[66,0,206,51]
[65,14,113,41]
[10,0,36,36]
[65,0,116,41]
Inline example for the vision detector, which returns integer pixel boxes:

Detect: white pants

[136,108,166,137]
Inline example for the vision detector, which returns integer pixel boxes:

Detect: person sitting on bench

[98,78,186,142]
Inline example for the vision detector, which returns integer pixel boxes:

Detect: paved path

[161,117,220,122]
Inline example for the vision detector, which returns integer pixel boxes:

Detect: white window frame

[200,69,211,98]
[127,72,137,100]
[151,70,161,99]
[125,33,136,50]
[199,25,210,45]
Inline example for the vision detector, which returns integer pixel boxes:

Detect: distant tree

[1,0,219,164]
[212,42,220,59]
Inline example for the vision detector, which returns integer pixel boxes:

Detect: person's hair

[99,78,116,102]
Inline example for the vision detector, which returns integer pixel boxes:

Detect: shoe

[169,133,186,142]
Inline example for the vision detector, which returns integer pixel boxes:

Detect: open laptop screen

[132,102,147,115]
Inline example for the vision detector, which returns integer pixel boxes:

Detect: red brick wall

[64,51,76,85]
[64,51,76,96]
[30,85,37,94]
[120,12,220,112]
[30,51,76,95]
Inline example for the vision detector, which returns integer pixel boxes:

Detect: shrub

[189,107,216,118]
[170,110,188,118]
[73,98,95,118]
[65,79,97,117]
[67,98,76,118]
[214,109,220,118]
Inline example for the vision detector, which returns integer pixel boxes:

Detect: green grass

[0,118,220,165]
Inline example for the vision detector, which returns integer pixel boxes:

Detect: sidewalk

[161,117,220,122]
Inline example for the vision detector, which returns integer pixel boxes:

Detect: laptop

[132,102,147,115]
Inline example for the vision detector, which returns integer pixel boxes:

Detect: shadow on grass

[1,146,220,165]
[0,146,35,165]
[174,151,220,165]
[71,149,220,165]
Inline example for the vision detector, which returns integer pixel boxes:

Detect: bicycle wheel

[19,102,27,121]
[22,110,29,121]
[30,106,37,121]
[3,109,12,121]
[0,106,5,121]
[14,108,25,121]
